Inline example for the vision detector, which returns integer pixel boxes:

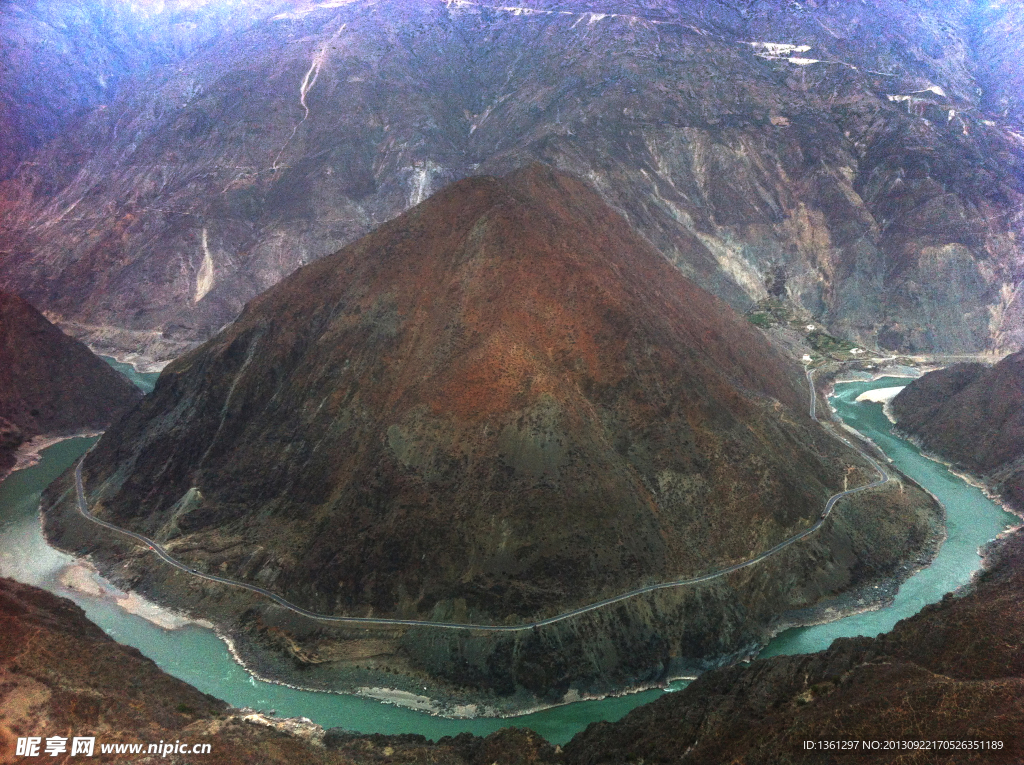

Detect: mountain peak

[76,166,843,624]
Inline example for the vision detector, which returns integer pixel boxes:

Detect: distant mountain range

[2,0,1022,361]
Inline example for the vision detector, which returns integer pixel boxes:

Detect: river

[761,376,1019,657]
[0,369,1016,744]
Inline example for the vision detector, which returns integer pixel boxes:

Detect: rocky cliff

[42,166,940,704]
[0,291,142,476]
[0,416,24,477]
[892,350,1024,511]
[2,0,1022,361]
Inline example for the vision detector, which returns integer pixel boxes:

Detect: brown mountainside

[42,167,940,702]
[70,164,843,620]
[0,576,227,761]
[892,350,1024,510]
[0,575,557,765]
[0,291,142,475]
[562,529,1024,764]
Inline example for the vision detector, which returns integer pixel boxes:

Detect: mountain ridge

[3,0,1022,360]
[69,164,842,619]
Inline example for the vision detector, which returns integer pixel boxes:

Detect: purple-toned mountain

[0,0,291,180]
[2,0,1022,362]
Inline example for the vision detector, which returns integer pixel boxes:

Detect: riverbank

[892,429,1023,526]
[757,371,946,657]
[10,432,102,475]
[216,613,689,720]
[836,359,1024,525]
[51,455,939,720]
[761,374,1019,659]
[57,559,212,631]
[760,521,944,647]
[2,435,219,638]
[96,348,170,375]
[50,318,184,373]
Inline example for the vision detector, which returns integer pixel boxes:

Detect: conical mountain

[74,165,851,621]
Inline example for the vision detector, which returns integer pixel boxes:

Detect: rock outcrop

[43,167,939,703]
[2,0,1022,360]
[892,350,1024,512]
[0,291,142,476]
[0,415,23,476]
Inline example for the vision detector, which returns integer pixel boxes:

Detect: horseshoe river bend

[0,364,1017,745]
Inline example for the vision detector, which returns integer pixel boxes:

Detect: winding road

[73,364,889,632]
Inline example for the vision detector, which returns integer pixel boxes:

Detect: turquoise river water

[0,370,1016,744]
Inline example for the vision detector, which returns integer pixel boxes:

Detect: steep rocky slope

[2,0,1023,360]
[0,416,24,477]
[892,350,1024,511]
[0,291,142,476]
[43,166,939,703]
[0,0,291,181]
[0,576,227,761]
